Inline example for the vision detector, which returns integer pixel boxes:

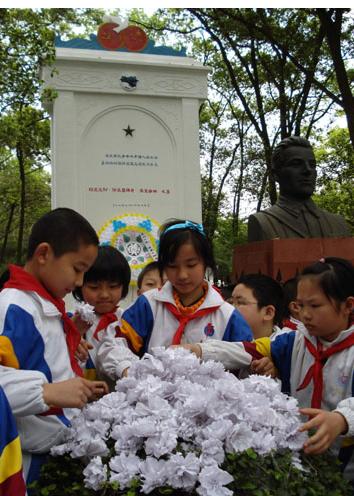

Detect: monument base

[232,237,354,283]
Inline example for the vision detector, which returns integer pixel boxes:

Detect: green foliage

[212,215,247,284]
[0,154,51,269]
[0,8,105,111]
[313,182,354,233]
[29,449,352,496]
[0,9,102,264]
[224,449,352,495]
[0,106,51,266]
[315,127,354,183]
[313,127,354,232]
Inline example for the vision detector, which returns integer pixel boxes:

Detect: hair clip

[164,221,205,237]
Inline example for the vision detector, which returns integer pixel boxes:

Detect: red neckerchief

[281,318,298,331]
[4,264,83,377]
[296,333,354,408]
[164,302,219,345]
[92,312,118,341]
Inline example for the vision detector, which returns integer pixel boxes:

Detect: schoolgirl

[72,245,131,381]
[99,220,252,377]
[184,257,354,480]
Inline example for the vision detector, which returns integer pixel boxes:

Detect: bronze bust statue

[248,136,351,242]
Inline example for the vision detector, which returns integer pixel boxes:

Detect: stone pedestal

[232,237,354,283]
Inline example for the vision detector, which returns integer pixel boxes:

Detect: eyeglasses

[233,299,258,307]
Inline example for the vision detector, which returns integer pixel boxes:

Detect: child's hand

[72,313,91,336]
[42,377,109,409]
[88,380,110,402]
[75,338,93,363]
[122,367,129,378]
[299,408,348,454]
[250,357,278,378]
[170,343,202,358]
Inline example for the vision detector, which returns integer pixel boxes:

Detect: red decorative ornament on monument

[97,23,125,50]
[123,26,148,51]
[97,22,148,52]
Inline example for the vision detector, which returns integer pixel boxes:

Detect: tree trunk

[0,203,16,263]
[317,9,354,148]
[264,145,277,206]
[256,169,270,212]
[233,150,244,239]
[16,144,26,264]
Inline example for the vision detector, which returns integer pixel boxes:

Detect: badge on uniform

[204,322,215,337]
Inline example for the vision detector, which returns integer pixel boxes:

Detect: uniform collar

[300,323,354,346]
[154,280,224,308]
[30,291,62,317]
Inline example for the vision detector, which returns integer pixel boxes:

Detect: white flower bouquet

[51,347,312,495]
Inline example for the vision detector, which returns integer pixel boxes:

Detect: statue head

[271,136,317,201]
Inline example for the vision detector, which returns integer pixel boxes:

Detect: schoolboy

[137,261,167,295]
[231,274,285,340]
[281,277,304,331]
[0,208,108,486]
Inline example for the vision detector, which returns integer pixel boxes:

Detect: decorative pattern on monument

[98,213,161,287]
[55,70,106,88]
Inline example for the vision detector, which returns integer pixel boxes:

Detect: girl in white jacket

[179,257,354,481]
[98,220,252,379]
[72,245,132,382]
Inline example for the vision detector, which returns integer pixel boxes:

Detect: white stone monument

[41,24,209,296]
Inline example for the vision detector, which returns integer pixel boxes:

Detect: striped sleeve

[120,295,154,355]
[0,366,48,416]
[201,340,253,370]
[201,337,272,371]
[222,309,253,342]
[1,304,51,381]
[269,331,296,395]
[0,386,26,496]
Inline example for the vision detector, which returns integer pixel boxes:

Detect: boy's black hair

[282,277,298,319]
[158,219,216,273]
[300,257,354,306]
[236,273,284,325]
[73,245,131,301]
[0,269,10,291]
[137,261,161,289]
[220,284,234,302]
[27,207,99,259]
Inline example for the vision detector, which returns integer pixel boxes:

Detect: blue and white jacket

[98,281,252,378]
[0,288,78,484]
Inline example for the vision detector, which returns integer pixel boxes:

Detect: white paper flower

[74,301,96,324]
[50,443,69,456]
[225,423,254,453]
[109,453,141,488]
[202,419,233,442]
[83,456,107,490]
[200,438,225,465]
[197,463,233,496]
[140,457,168,493]
[71,436,109,458]
[165,452,200,490]
[51,347,306,493]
